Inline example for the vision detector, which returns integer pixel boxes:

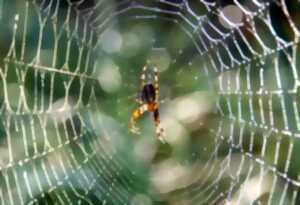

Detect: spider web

[0,0,299,204]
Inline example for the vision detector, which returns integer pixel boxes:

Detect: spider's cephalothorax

[130,64,165,142]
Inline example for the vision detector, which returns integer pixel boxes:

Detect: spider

[130,64,165,142]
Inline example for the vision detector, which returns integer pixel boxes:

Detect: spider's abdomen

[141,83,156,103]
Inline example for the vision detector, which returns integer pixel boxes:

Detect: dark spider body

[141,83,156,103]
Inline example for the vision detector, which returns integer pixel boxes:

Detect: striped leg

[140,64,147,89]
[136,65,148,104]
[153,66,160,103]
[153,109,165,143]
[130,104,148,134]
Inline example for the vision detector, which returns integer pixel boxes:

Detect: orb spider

[130,64,165,142]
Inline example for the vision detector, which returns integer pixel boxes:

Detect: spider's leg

[153,66,160,103]
[153,108,165,143]
[135,65,148,105]
[135,91,143,104]
[130,104,148,134]
[135,98,144,105]
[140,64,147,88]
